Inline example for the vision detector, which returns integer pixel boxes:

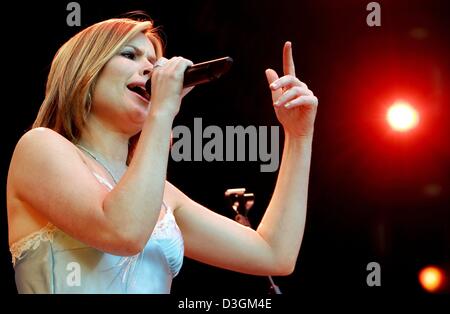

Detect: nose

[141,69,152,77]
[140,60,153,77]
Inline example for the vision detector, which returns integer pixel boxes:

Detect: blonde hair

[33,17,164,160]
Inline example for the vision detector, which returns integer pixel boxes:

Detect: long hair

[33,16,164,162]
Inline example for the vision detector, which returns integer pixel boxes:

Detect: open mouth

[127,84,150,102]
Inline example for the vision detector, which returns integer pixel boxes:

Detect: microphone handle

[145,56,233,94]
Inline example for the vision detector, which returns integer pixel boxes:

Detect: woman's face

[91,32,157,134]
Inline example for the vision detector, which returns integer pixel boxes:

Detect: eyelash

[120,51,155,65]
[121,51,136,60]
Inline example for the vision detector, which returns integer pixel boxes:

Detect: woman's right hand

[148,56,194,118]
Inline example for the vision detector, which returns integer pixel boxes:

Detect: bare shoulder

[9,127,74,191]
[13,127,74,158]
[7,127,97,245]
[8,127,79,194]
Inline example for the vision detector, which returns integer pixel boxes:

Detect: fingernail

[270,83,278,89]
[274,101,279,106]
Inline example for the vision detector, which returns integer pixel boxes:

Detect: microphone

[145,56,233,95]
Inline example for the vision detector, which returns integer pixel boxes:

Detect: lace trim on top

[152,203,178,239]
[10,223,57,266]
[9,171,182,277]
[112,201,183,287]
[9,204,179,268]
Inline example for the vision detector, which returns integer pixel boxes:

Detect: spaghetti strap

[161,200,172,214]
[91,171,114,190]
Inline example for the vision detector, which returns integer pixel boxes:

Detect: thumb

[265,68,282,103]
[265,68,279,84]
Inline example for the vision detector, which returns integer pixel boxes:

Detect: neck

[77,115,131,170]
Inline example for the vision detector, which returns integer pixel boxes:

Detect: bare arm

[104,57,194,251]
[102,111,174,252]
[174,42,318,275]
[173,136,312,275]
[8,57,193,256]
[256,135,312,273]
[258,41,318,271]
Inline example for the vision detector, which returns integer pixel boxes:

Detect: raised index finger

[283,41,296,77]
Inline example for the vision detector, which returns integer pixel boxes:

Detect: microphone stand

[224,188,282,295]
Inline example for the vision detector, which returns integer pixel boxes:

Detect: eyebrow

[124,44,157,63]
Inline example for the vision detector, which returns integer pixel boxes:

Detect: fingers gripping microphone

[145,56,233,95]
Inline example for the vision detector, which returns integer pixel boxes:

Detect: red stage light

[418,266,446,293]
[386,100,419,132]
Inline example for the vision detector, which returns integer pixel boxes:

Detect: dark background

[1,0,449,301]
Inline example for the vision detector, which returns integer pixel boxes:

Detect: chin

[119,98,149,131]
[129,111,147,128]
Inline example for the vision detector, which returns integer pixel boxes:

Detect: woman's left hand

[265,42,318,139]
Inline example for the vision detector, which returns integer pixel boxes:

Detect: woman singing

[6,15,318,293]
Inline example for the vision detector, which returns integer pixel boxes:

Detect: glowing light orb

[419,266,445,293]
[386,101,419,132]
